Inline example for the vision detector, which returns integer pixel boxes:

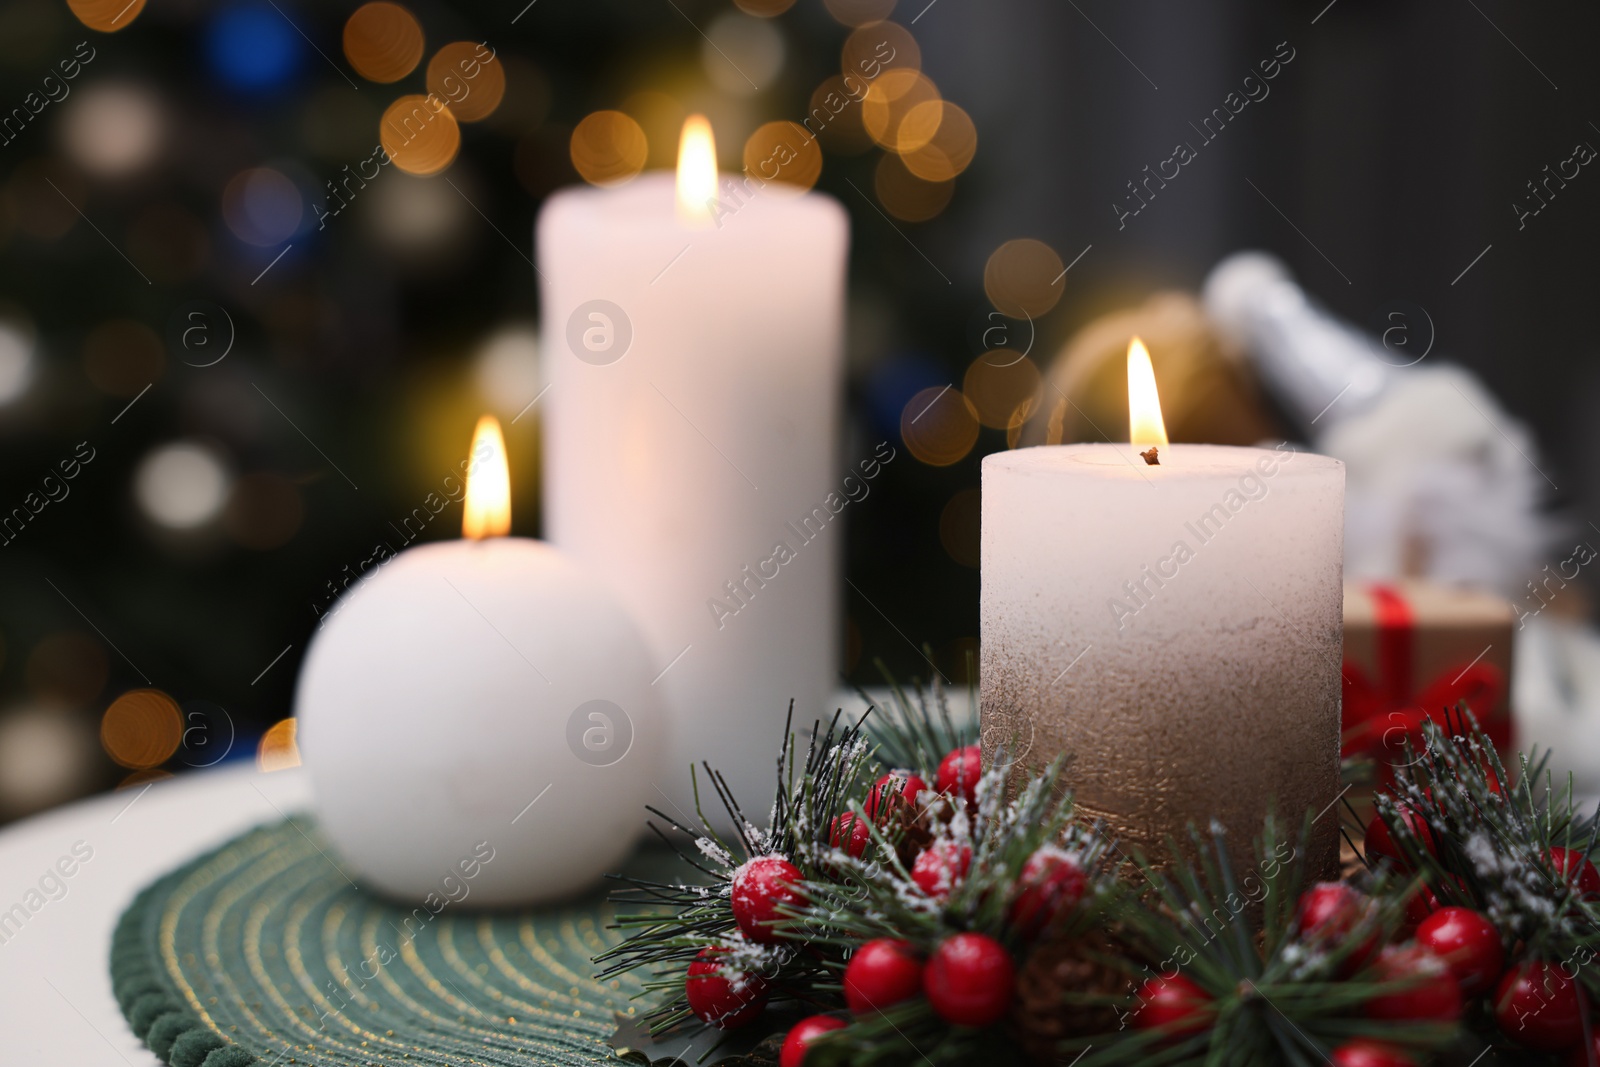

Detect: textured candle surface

[538,174,848,817]
[980,443,1344,876]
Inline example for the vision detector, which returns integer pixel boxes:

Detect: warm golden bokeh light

[258,718,302,772]
[463,414,511,539]
[570,110,649,187]
[743,121,822,194]
[380,95,461,176]
[900,102,977,181]
[842,23,919,79]
[983,238,1065,318]
[963,353,1042,430]
[84,319,164,397]
[823,0,896,27]
[874,154,953,222]
[101,689,183,770]
[343,2,425,83]
[676,114,719,224]
[808,77,873,155]
[901,387,980,467]
[734,0,798,14]
[862,71,940,151]
[1127,337,1170,448]
[68,0,145,32]
[939,488,982,568]
[426,42,505,123]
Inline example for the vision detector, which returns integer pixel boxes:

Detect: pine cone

[1009,930,1128,1065]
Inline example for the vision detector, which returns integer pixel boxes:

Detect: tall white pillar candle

[537,128,849,818]
[980,441,1345,875]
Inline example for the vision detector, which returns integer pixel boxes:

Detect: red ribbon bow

[1341,584,1509,761]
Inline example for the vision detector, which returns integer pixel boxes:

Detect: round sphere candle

[980,341,1344,876]
[537,117,848,817]
[296,416,665,906]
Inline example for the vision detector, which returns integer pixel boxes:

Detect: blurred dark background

[0,0,1594,821]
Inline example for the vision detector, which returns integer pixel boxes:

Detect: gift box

[1341,580,1514,784]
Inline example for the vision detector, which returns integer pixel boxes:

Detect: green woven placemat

[110,816,681,1067]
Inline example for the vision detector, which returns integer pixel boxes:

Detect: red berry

[1329,1040,1419,1067]
[843,939,923,1015]
[1494,960,1588,1051]
[935,745,982,808]
[730,856,806,944]
[828,812,871,859]
[1364,807,1437,871]
[1365,944,1462,1023]
[686,948,769,1029]
[1415,907,1503,996]
[1009,848,1088,935]
[1548,847,1600,898]
[1296,882,1378,972]
[1131,974,1211,1037]
[1403,883,1441,927]
[866,772,927,821]
[924,933,1015,1028]
[779,1014,845,1067]
[911,842,971,899]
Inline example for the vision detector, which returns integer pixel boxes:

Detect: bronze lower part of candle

[980,646,1341,889]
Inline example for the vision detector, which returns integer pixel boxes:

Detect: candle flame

[1126,337,1169,448]
[676,114,718,226]
[462,414,511,540]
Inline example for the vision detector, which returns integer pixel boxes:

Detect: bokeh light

[343,2,424,84]
[0,315,35,405]
[842,22,919,79]
[823,0,896,28]
[808,77,873,155]
[703,12,786,97]
[570,110,648,186]
[101,688,183,769]
[67,0,145,32]
[899,102,977,181]
[426,42,505,123]
[84,318,163,397]
[26,632,108,707]
[475,324,541,416]
[963,352,1041,429]
[984,238,1066,318]
[134,442,231,530]
[222,167,304,247]
[862,70,940,152]
[734,0,796,15]
[205,3,302,94]
[874,153,952,221]
[224,472,304,550]
[61,83,162,177]
[363,171,468,254]
[939,488,981,568]
[380,94,461,176]
[0,707,97,817]
[258,717,301,772]
[743,121,823,194]
[127,204,210,284]
[901,386,980,467]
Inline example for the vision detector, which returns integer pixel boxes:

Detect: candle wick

[1140,446,1161,466]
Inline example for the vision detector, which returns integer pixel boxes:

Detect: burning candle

[980,340,1345,875]
[537,117,849,816]
[296,416,666,905]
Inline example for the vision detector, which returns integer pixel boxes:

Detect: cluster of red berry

[680,744,1094,1067]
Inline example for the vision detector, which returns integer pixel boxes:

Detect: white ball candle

[981,341,1345,875]
[296,417,664,906]
[537,117,848,819]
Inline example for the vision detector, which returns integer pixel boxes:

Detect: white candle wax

[980,442,1345,874]
[538,172,849,818]
[297,537,666,905]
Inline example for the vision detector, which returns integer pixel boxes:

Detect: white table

[0,763,311,1065]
